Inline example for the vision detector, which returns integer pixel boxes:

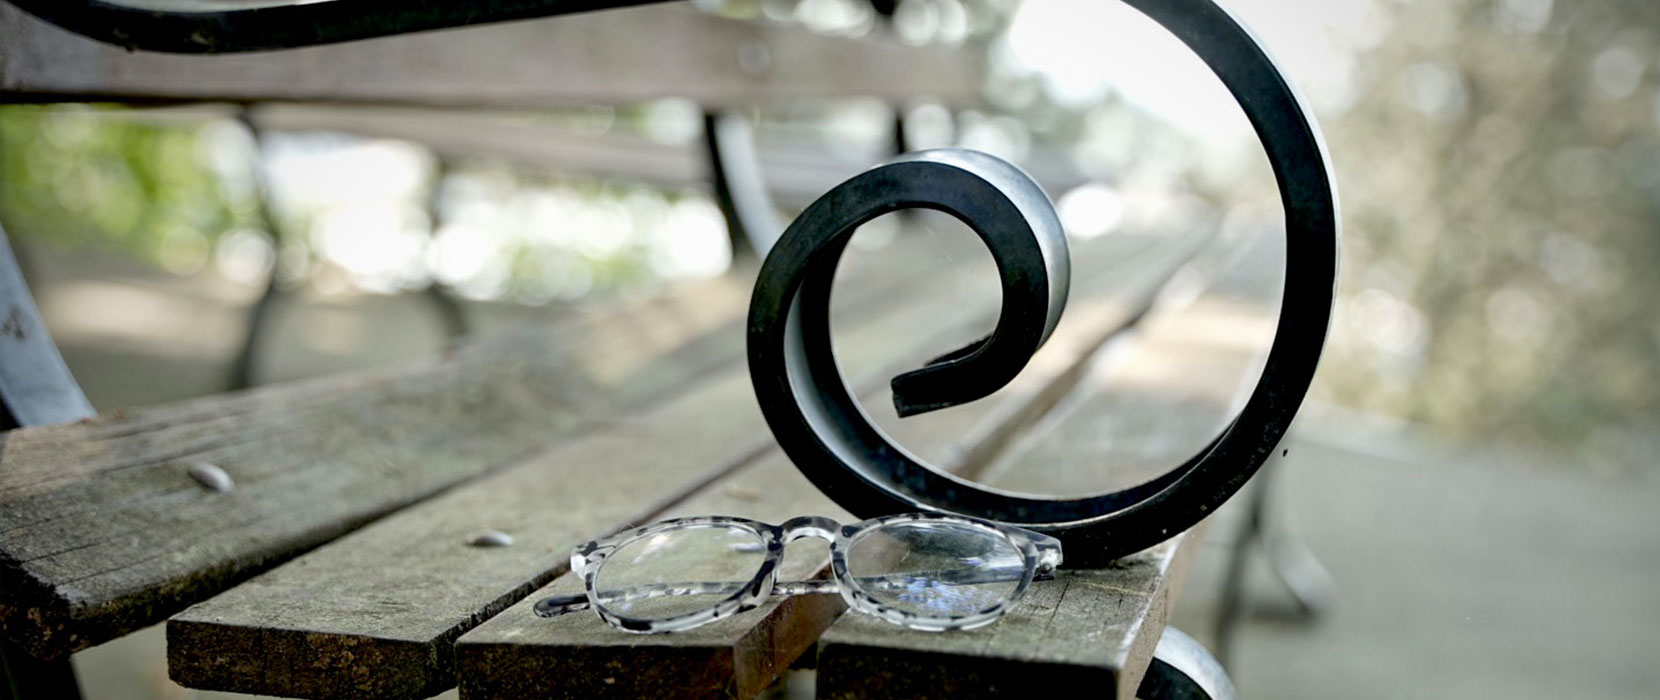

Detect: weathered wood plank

[163,222,1071,698]
[0,3,984,107]
[163,227,1184,699]
[251,107,1093,205]
[446,226,1220,700]
[814,229,1286,700]
[93,104,1087,207]
[0,275,747,662]
[453,452,851,700]
[818,537,1203,700]
[258,105,880,202]
[0,222,965,661]
[142,103,875,206]
[167,370,775,700]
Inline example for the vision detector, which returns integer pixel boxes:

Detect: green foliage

[1317,0,1660,457]
[0,105,243,272]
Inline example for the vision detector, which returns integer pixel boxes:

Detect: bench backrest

[1,3,981,108]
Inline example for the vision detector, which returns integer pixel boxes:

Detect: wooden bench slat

[0,222,966,660]
[254,105,872,206]
[92,104,1089,209]
[0,276,748,661]
[167,370,774,699]
[162,228,1182,699]
[158,225,1195,700]
[248,106,1094,207]
[819,539,1201,700]
[446,227,1217,700]
[814,229,1286,700]
[81,103,874,206]
[0,3,983,108]
[454,452,851,700]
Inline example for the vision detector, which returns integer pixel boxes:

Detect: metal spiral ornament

[749,0,1339,567]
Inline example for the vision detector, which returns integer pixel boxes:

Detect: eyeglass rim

[572,513,1062,634]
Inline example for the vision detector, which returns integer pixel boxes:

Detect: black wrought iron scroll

[747,0,1339,567]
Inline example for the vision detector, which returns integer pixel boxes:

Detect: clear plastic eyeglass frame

[534,513,1063,634]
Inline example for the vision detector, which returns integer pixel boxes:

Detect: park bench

[0,1,1327,698]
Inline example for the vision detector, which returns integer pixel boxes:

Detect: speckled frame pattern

[535,513,1063,634]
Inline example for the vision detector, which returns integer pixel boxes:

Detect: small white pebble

[188,463,234,493]
[468,531,514,548]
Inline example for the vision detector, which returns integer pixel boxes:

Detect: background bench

[0,2,1272,698]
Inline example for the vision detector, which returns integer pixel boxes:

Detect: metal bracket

[1137,627,1238,700]
[0,225,89,698]
[1214,448,1334,667]
[703,110,784,257]
[0,225,94,430]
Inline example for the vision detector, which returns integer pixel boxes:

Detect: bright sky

[1003,0,1389,146]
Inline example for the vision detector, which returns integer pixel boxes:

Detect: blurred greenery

[1314,0,1660,461]
[0,106,245,273]
[0,105,731,301]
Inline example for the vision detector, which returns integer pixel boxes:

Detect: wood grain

[164,226,1190,699]
[0,224,967,661]
[816,538,1202,700]
[163,224,1090,698]
[0,274,746,662]
[81,104,1087,211]
[245,106,1091,205]
[88,102,877,207]
[255,105,856,206]
[448,228,1220,700]
[453,453,853,700]
[0,3,983,108]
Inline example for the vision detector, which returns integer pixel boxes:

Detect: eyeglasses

[534,513,1063,634]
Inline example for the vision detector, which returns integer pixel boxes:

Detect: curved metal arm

[749,147,1069,423]
[1137,627,1238,700]
[1,0,669,53]
[704,110,785,256]
[0,225,94,429]
[747,0,1338,568]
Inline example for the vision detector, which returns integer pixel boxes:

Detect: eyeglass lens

[592,523,767,621]
[845,521,1026,618]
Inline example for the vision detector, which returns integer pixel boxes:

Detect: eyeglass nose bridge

[777,515,842,544]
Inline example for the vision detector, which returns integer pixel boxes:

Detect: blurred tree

[1317,0,1660,464]
[0,106,241,273]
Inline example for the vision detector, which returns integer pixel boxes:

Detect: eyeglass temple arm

[534,565,1046,618]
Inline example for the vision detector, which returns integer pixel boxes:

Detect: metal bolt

[468,531,514,548]
[188,462,234,493]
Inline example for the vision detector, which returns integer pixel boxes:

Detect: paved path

[1172,422,1660,700]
